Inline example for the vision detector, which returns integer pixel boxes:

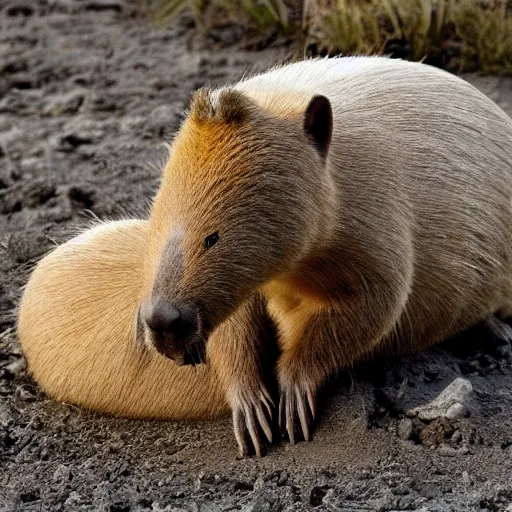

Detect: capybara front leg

[208,293,278,457]
[276,287,405,445]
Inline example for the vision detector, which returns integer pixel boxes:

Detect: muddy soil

[1,2,512,511]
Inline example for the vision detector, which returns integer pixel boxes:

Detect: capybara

[140,57,512,452]
[19,57,512,457]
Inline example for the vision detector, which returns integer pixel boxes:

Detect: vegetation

[155,0,512,75]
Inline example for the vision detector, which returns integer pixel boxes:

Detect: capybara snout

[142,298,205,365]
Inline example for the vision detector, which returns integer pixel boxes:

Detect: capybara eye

[204,232,219,250]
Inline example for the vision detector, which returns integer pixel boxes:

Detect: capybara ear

[189,87,254,125]
[189,87,215,124]
[215,89,254,124]
[303,95,332,159]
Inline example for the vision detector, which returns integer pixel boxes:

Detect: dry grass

[155,0,293,34]
[455,0,512,74]
[155,0,512,74]
[316,0,383,55]
[382,0,454,60]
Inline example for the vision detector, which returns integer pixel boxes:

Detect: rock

[321,489,339,507]
[451,429,462,443]
[446,402,468,420]
[397,418,413,440]
[52,464,72,482]
[242,493,273,512]
[0,405,14,427]
[496,344,511,359]
[253,477,265,492]
[407,378,473,421]
[4,358,26,376]
[43,90,85,116]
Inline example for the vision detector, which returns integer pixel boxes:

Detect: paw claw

[286,392,296,445]
[255,403,273,444]
[295,386,310,442]
[233,408,250,457]
[306,387,316,420]
[230,385,275,457]
[243,403,262,457]
[278,380,317,445]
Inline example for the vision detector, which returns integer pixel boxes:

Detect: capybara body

[18,57,512,457]
[142,57,512,448]
[18,220,229,420]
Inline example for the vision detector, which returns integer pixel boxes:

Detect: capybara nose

[144,299,181,334]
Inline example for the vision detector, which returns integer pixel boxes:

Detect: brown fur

[142,57,512,451]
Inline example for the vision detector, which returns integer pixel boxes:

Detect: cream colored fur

[18,220,229,420]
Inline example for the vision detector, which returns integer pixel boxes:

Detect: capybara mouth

[151,332,206,366]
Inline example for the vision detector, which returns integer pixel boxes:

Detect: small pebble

[451,430,462,443]
[5,358,26,376]
[408,378,473,421]
[397,418,413,440]
[53,464,72,482]
[253,477,265,492]
[0,408,14,427]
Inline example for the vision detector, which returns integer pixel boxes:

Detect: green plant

[454,0,512,74]
[239,0,291,33]
[381,0,453,60]
[316,0,382,55]
[155,0,208,27]
[153,0,512,75]
[156,0,292,34]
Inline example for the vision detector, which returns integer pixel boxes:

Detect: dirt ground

[1,2,512,511]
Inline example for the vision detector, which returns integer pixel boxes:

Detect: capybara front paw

[278,379,317,445]
[229,384,274,457]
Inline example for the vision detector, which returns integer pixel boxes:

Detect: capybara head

[141,87,334,365]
